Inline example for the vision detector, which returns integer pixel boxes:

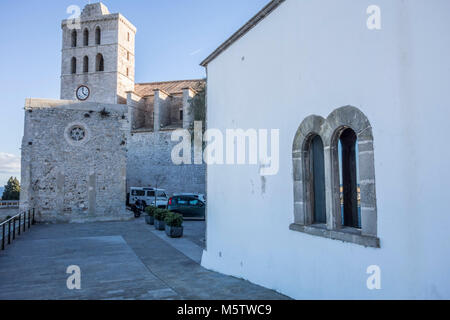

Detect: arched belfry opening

[96,53,104,72]
[83,28,89,46]
[71,30,77,47]
[95,27,101,45]
[83,56,89,73]
[71,57,76,74]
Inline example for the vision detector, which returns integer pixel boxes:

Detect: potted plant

[154,209,168,231]
[144,206,156,225]
[164,212,184,238]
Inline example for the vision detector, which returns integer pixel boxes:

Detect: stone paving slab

[0,235,166,300]
[150,228,203,263]
[0,219,289,300]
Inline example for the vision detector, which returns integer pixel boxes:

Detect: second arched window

[71,57,76,74]
[96,54,104,72]
[308,135,326,224]
[338,128,361,228]
[83,29,89,46]
[83,56,89,73]
[95,27,101,45]
[71,30,77,47]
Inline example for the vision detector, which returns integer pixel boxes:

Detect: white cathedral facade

[20,3,205,223]
[200,0,450,299]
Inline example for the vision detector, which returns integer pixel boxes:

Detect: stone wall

[127,131,206,197]
[20,99,129,223]
[127,92,146,130]
[168,94,183,127]
[144,96,155,128]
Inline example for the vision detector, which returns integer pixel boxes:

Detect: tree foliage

[2,177,20,200]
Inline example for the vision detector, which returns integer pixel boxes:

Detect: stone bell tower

[60,2,136,104]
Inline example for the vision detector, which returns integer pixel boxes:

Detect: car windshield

[157,191,166,198]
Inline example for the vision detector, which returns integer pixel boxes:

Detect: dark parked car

[168,195,205,219]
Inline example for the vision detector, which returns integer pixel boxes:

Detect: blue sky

[0,0,268,186]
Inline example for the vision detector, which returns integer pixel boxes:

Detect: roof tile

[134,79,205,97]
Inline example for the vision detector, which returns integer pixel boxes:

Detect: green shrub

[145,206,156,216]
[164,212,183,227]
[154,209,169,221]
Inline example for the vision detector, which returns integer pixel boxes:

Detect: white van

[130,187,168,209]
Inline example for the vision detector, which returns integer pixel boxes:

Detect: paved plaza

[0,218,288,300]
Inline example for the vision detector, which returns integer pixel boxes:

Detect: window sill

[289,223,380,248]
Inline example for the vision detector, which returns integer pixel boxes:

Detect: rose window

[70,126,86,141]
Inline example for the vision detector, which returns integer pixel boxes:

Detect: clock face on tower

[76,85,90,101]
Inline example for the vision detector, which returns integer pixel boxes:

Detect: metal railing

[0,201,20,208]
[1,209,36,251]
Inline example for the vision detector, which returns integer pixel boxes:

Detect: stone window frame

[291,106,379,248]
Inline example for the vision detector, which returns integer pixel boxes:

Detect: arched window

[338,128,360,228]
[309,135,326,224]
[83,56,89,73]
[71,30,77,47]
[83,28,89,46]
[292,106,379,248]
[95,27,101,45]
[71,57,77,74]
[292,116,327,226]
[96,53,104,72]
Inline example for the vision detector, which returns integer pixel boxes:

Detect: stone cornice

[61,13,136,32]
